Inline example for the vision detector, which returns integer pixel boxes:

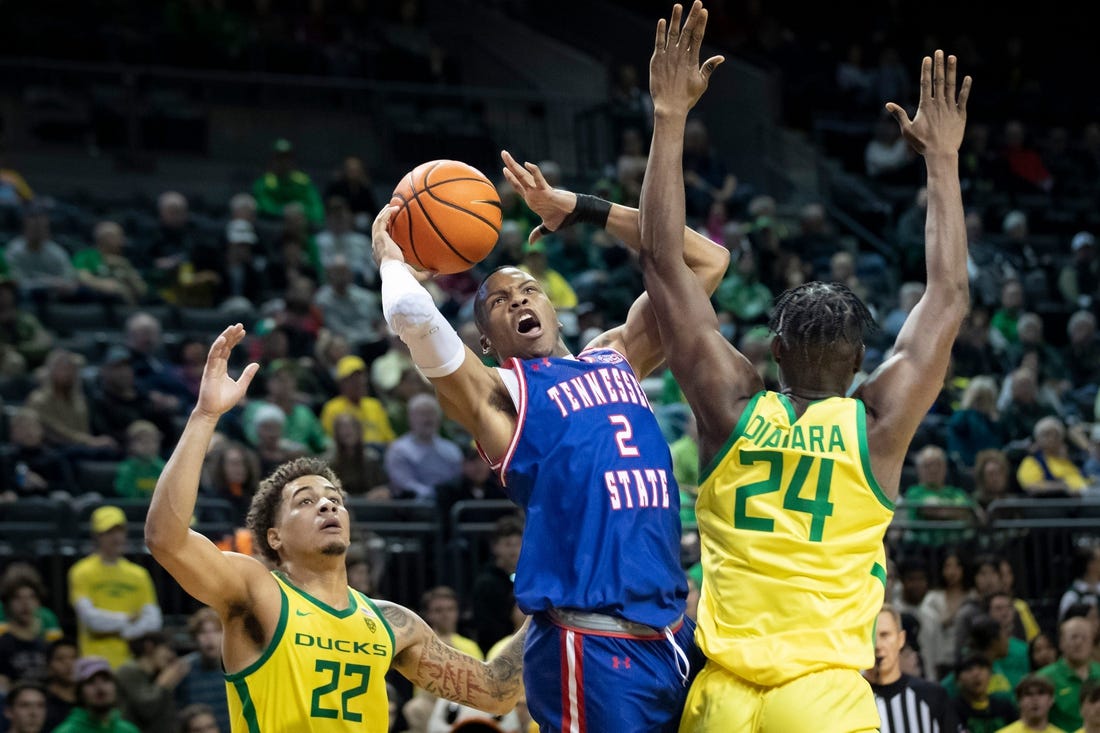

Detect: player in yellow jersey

[145,324,528,733]
[638,3,972,731]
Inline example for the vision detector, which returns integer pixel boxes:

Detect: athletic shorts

[679,661,881,733]
[524,611,700,733]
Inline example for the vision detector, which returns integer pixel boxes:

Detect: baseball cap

[1072,231,1096,251]
[73,656,113,684]
[227,219,258,245]
[103,345,131,365]
[335,355,366,380]
[273,138,294,154]
[90,505,126,534]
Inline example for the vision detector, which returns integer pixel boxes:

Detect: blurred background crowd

[1,1,1100,732]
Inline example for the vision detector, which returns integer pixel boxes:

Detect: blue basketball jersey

[487,348,687,628]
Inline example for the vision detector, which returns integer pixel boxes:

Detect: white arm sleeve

[73,598,131,634]
[120,603,164,639]
[380,260,466,378]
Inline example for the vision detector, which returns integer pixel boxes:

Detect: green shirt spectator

[252,139,325,226]
[113,456,165,499]
[1036,618,1100,733]
[904,445,977,545]
[241,399,329,455]
[714,247,772,325]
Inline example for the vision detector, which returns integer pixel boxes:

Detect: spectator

[953,305,1000,379]
[248,403,307,476]
[955,555,1009,662]
[200,440,261,523]
[785,202,843,276]
[1059,546,1100,621]
[714,244,772,327]
[1037,616,1100,732]
[517,240,577,310]
[125,312,194,412]
[313,253,383,350]
[240,359,328,455]
[991,279,1027,353]
[947,375,1005,470]
[0,147,34,206]
[1008,313,1070,390]
[2,682,47,733]
[0,569,51,692]
[1059,232,1100,312]
[315,196,373,284]
[323,155,378,231]
[1063,311,1100,394]
[51,656,140,733]
[999,119,1055,194]
[1017,416,1090,495]
[1080,680,1100,733]
[904,445,976,545]
[175,608,228,733]
[471,515,523,655]
[263,228,319,295]
[252,139,324,226]
[865,112,919,183]
[115,631,186,732]
[176,703,221,733]
[0,277,52,374]
[1000,368,1057,446]
[920,550,978,680]
[68,506,162,668]
[0,408,77,503]
[892,558,931,646]
[882,281,925,342]
[321,413,386,496]
[71,221,148,305]
[268,274,323,358]
[89,345,176,448]
[1030,633,1059,672]
[941,612,1020,704]
[952,655,1019,733]
[683,117,742,222]
[26,349,118,456]
[894,186,928,282]
[421,586,482,660]
[171,337,207,404]
[865,604,958,733]
[113,421,165,500]
[211,220,266,308]
[383,393,462,501]
[988,591,1034,691]
[145,191,205,291]
[319,355,395,444]
[42,639,78,731]
[435,444,507,531]
[225,193,262,253]
[4,198,77,300]
[1000,559,1041,642]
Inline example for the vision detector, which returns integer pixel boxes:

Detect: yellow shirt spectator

[320,355,396,443]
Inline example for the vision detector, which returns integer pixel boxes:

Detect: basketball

[389,159,502,274]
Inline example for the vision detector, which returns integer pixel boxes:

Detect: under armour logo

[611,656,632,669]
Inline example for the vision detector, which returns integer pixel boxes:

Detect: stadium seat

[40,302,115,336]
[74,459,121,496]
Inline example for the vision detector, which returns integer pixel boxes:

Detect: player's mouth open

[320,517,340,530]
[516,312,542,337]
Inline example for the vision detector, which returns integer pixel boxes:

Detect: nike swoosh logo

[296,610,311,617]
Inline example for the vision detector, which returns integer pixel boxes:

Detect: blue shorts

[524,612,699,733]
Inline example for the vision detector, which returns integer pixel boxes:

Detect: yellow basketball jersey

[695,391,894,687]
[225,571,394,732]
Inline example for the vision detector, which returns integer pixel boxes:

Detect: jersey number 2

[609,415,640,457]
[311,659,371,722]
[734,449,835,541]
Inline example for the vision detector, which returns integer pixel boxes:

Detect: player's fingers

[918,55,932,101]
[500,149,522,178]
[932,50,944,99]
[655,18,666,51]
[502,167,525,195]
[945,54,957,102]
[667,4,682,46]
[685,2,706,52]
[957,75,973,112]
[372,205,394,232]
[525,161,550,189]
[529,224,548,245]
[884,102,911,129]
[236,362,260,390]
[701,55,724,81]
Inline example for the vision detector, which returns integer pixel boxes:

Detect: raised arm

[500,147,730,380]
[638,1,762,459]
[378,601,527,715]
[857,51,972,494]
[144,324,271,616]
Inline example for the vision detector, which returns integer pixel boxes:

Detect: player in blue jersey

[373,150,729,733]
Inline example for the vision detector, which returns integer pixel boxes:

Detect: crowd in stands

[2,3,1100,731]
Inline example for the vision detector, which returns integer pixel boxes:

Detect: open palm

[196,324,259,418]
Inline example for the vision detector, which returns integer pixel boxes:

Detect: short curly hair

[246,457,342,565]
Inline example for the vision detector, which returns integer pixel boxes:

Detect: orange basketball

[389,159,502,274]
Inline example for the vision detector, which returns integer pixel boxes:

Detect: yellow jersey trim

[276,571,359,619]
[854,400,894,510]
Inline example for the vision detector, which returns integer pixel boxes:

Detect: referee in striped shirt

[867,604,961,733]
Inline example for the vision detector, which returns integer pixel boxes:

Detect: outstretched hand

[885,49,971,157]
[500,150,576,244]
[650,1,724,117]
[372,205,406,268]
[195,324,259,420]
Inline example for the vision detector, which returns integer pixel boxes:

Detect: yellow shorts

[679,662,880,733]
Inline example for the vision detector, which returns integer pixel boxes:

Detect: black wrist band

[555,194,612,231]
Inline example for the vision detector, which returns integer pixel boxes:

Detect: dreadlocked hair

[769,281,877,351]
[247,456,342,565]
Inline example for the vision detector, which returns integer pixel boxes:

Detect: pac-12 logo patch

[582,350,623,364]
[360,606,378,633]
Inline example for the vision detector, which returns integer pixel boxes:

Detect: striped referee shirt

[871,674,961,733]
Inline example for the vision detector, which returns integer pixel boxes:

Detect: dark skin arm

[638,1,761,466]
[378,602,527,715]
[855,51,972,497]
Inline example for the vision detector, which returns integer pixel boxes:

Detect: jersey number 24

[734,449,835,542]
